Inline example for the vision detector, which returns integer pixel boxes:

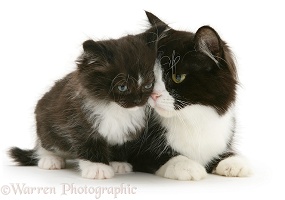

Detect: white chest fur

[83,100,146,145]
[161,105,234,166]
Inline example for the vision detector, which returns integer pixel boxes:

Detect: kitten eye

[172,74,187,84]
[144,83,153,89]
[117,85,128,92]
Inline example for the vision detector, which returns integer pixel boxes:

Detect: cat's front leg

[77,137,114,179]
[214,155,251,177]
[109,145,133,174]
[155,155,207,181]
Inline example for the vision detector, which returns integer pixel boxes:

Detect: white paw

[155,155,207,181]
[38,155,65,170]
[110,162,133,174]
[79,160,114,179]
[215,156,251,177]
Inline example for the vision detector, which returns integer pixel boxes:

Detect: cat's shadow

[65,160,79,170]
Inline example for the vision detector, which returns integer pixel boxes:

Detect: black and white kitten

[9,25,166,179]
[126,12,251,180]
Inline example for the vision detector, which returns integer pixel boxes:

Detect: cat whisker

[175,99,189,107]
[108,79,126,94]
[111,73,126,86]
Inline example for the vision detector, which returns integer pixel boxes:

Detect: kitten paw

[38,155,65,170]
[215,156,251,177]
[79,160,114,179]
[110,162,133,174]
[155,155,207,181]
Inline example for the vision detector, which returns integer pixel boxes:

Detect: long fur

[8,24,168,178]
[8,147,38,166]
[122,11,251,180]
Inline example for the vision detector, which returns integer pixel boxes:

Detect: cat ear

[194,26,223,61]
[142,12,169,49]
[77,40,112,69]
[143,24,168,49]
[145,11,168,26]
[82,40,111,56]
[83,39,98,52]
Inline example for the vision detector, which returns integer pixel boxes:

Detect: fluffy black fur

[116,11,239,175]
[8,24,168,170]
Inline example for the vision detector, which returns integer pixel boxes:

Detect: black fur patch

[8,147,38,166]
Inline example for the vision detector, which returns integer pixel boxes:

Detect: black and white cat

[125,11,251,180]
[9,25,167,179]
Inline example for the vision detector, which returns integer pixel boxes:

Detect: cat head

[76,25,167,109]
[145,11,238,117]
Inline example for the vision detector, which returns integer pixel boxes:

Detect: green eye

[172,74,187,83]
[118,85,128,92]
[144,83,153,89]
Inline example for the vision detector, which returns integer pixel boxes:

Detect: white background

[0,0,284,199]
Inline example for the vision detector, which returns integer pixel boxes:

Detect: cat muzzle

[151,93,162,101]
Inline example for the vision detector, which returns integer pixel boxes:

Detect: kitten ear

[83,39,98,52]
[194,26,223,60]
[77,40,112,69]
[145,11,168,26]
[82,40,111,57]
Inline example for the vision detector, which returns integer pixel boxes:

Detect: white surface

[1,0,284,199]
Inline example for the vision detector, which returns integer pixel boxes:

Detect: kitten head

[145,11,237,117]
[76,26,166,109]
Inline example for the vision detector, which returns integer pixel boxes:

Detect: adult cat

[9,24,167,179]
[125,12,251,180]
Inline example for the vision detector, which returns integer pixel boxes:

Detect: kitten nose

[151,93,161,101]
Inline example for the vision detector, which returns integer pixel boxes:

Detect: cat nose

[151,93,161,101]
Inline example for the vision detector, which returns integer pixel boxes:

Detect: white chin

[154,106,175,118]
[127,106,140,111]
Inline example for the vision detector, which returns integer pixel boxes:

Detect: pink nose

[151,93,161,101]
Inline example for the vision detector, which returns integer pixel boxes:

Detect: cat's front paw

[215,156,251,177]
[155,155,207,181]
[110,162,133,174]
[38,155,65,170]
[79,160,114,179]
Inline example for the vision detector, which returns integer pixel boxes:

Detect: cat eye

[117,85,128,92]
[172,74,187,84]
[144,83,153,89]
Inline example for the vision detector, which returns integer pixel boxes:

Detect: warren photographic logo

[1,183,137,199]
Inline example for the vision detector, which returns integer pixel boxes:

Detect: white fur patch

[83,99,146,145]
[138,74,143,87]
[151,63,235,166]
[148,62,175,118]
[110,162,133,174]
[79,160,114,179]
[156,155,207,181]
[36,146,65,169]
[162,105,234,166]
[215,155,251,177]
[38,156,65,170]
[127,106,139,112]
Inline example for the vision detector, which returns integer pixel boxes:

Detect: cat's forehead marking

[153,62,166,94]
[138,74,143,87]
